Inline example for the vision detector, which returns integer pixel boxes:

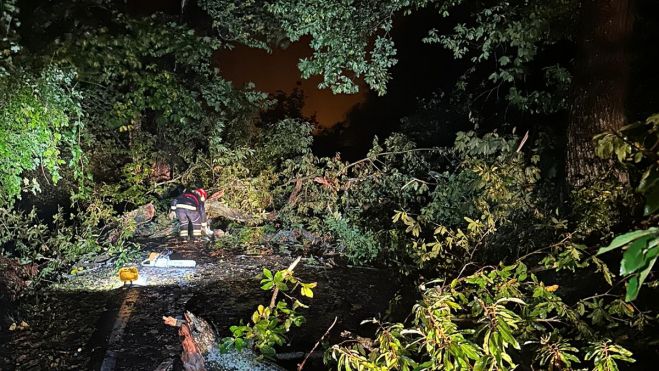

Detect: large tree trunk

[565,0,634,188]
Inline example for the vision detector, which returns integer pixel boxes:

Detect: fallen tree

[163,311,285,371]
[205,191,275,224]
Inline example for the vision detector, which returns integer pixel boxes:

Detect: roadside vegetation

[1,0,658,370]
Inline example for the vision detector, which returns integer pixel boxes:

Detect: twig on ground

[298,316,338,371]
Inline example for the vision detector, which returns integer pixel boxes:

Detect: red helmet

[194,188,207,201]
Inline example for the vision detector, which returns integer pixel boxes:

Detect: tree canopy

[1,0,658,370]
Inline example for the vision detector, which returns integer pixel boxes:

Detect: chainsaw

[141,250,196,268]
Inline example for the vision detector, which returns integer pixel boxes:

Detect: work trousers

[176,208,203,238]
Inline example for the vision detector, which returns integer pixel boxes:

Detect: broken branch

[297,316,338,371]
[269,256,302,309]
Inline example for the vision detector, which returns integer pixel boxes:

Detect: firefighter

[168,188,211,239]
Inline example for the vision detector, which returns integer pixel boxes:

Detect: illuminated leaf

[620,236,651,275]
[597,228,658,255]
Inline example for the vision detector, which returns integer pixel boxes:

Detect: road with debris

[1,239,400,370]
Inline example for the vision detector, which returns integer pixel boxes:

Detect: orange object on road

[118,267,139,284]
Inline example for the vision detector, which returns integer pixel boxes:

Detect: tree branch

[269,256,302,309]
[298,316,338,371]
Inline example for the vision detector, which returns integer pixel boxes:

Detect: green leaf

[637,165,659,193]
[260,345,276,357]
[263,268,273,279]
[628,256,658,302]
[219,338,233,353]
[647,241,659,260]
[646,113,659,125]
[620,236,651,275]
[301,286,313,298]
[625,274,640,302]
[235,337,246,351]
[274,270,284,283]
[598,228,659,255]
[498,323,520,349]
[592,256,614,286]
[474,357,488,371]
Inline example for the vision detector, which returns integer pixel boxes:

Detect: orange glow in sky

[215,41,367,129]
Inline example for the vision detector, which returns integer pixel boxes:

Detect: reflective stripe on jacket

[170,192,206,223]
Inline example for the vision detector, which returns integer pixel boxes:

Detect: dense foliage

[0,0,20,76]
[0,199,137,280]
[1,0,657,370]
[424,0,577,114]
[0,68,85,203]
[328,262,637,370]
[595,114,659,301]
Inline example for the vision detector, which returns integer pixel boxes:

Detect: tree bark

[565,0,634,189]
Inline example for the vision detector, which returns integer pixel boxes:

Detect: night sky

[216,41,367,130]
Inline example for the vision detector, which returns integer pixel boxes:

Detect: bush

[324,214,380,265]
[0,196,138,283]
[249,129,549,269]
[327,260,638,370]
[0,67,85,204]
[594,114,659,301]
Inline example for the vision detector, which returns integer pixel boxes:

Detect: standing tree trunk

[565,0,634,189]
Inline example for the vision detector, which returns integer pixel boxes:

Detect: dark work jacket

[170,192,206,223]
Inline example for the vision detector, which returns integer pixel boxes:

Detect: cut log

[110,203,157,242]
[180,313,207,371]
[124,203,156,225]
[204,200,254,223]
[205,192,275,224]
[165,311,285,371]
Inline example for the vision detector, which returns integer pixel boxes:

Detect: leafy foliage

[199,0,577,107]
[424,0,577,114]
[324,213,380,265]
[197,0,284,49]
[200,1,437,95]
[220,262,316,358]
[595,114,659,301]
[316,125,652,370]
[569,179,633,239]
[0,0,20,76]
[267,0,420,95]
[25,1,269,205]
[2,2,658,370]
[327,261,637,371]
[0,197,137,282]
[0,67,85,204]
[252,119,314,169]
[263,128,548,271]
[393,131,542,268]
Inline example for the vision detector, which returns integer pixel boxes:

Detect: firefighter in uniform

[169,188,211,239]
